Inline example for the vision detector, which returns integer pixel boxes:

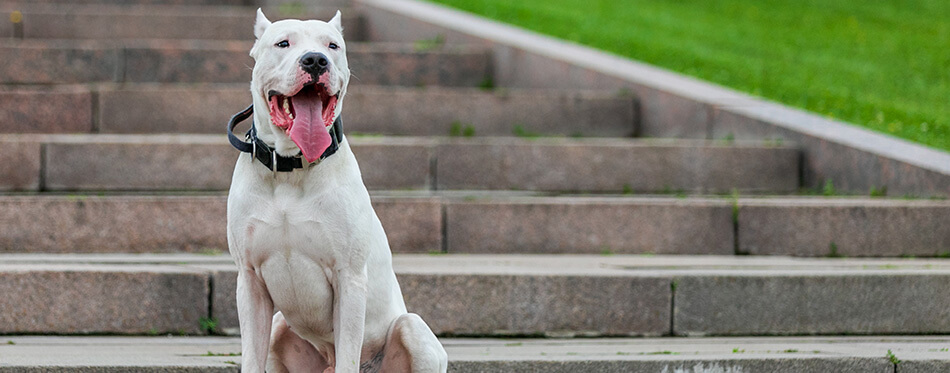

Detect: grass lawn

[426,0,950,152]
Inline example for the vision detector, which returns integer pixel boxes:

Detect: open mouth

[267,83,339,163]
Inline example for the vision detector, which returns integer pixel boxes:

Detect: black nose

[300,52,329,74]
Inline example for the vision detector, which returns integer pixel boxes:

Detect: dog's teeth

[282,99,290,113]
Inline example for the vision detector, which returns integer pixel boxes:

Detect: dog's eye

[275,40,290,48]
[328,43,339,50]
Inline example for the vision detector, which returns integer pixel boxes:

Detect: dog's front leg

[237,268,275,373]
[333,266,368,373]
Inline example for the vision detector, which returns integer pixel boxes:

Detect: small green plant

[204,351,241,357]
[721,133,735,143]
[66,194,88,202]
[505,342,523,347]
[937,251,950,258]
[732,347,745,353]
[622,184,634,195]
[478,76,495,91]
[827,242,843,258]
[427,250,446,256]
[348,132,384,138]
[645,351,678,355]
[413,34,446,51]
[616,351,631,355]
[763,137,785,147]
[870,186,888,197]
[822,179,837,196]
[197,248,223,256]
[199,317,219,334]
[146,328,160,336]
[512,124,541,138]
[6,340,14,345]
[600,247,614,256]
[670,280,679,291]
[449,121,476,137]
[782,349,799,353]
[886,349,901,365]
[224,360,239,365]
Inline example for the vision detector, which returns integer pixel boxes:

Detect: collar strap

[227,105,343,172]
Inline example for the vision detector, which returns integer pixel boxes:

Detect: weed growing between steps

[478,76,495,91]
[449,121,476,137]
[414,34,446,51]
[512,124,542,138]
[199,317,219,335]
[827,242,843,258]
[887,349,901,365]
[204,351,241,357]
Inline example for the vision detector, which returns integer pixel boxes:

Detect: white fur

[228,10,447,373]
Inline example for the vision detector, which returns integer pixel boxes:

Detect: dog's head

[249,9,350,163]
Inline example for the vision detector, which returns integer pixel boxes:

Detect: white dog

[226,10,447,373]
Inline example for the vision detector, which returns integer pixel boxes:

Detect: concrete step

[1,336,948,373]
[0,4,366,41]
[0,84,636,137]
[0,40,490,85]
[0,194,947,257]
[0,254,949,337]
[0,134,797,193]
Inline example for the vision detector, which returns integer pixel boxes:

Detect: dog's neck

[228,100,344,173]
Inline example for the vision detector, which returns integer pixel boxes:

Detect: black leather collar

[227,105,343,172]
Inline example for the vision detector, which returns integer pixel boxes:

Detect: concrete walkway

[1,336,947,372]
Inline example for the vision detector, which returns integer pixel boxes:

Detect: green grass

[426,0,950,152]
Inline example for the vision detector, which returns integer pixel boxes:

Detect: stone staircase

[0,0,948,372]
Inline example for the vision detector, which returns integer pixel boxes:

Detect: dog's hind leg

[267,312,329,373]
[377,313,448,373]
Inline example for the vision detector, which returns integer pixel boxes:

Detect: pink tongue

[289,89,331,163]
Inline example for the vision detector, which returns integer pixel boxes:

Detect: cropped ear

[328,10,344,33]
[254,8,272,39]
